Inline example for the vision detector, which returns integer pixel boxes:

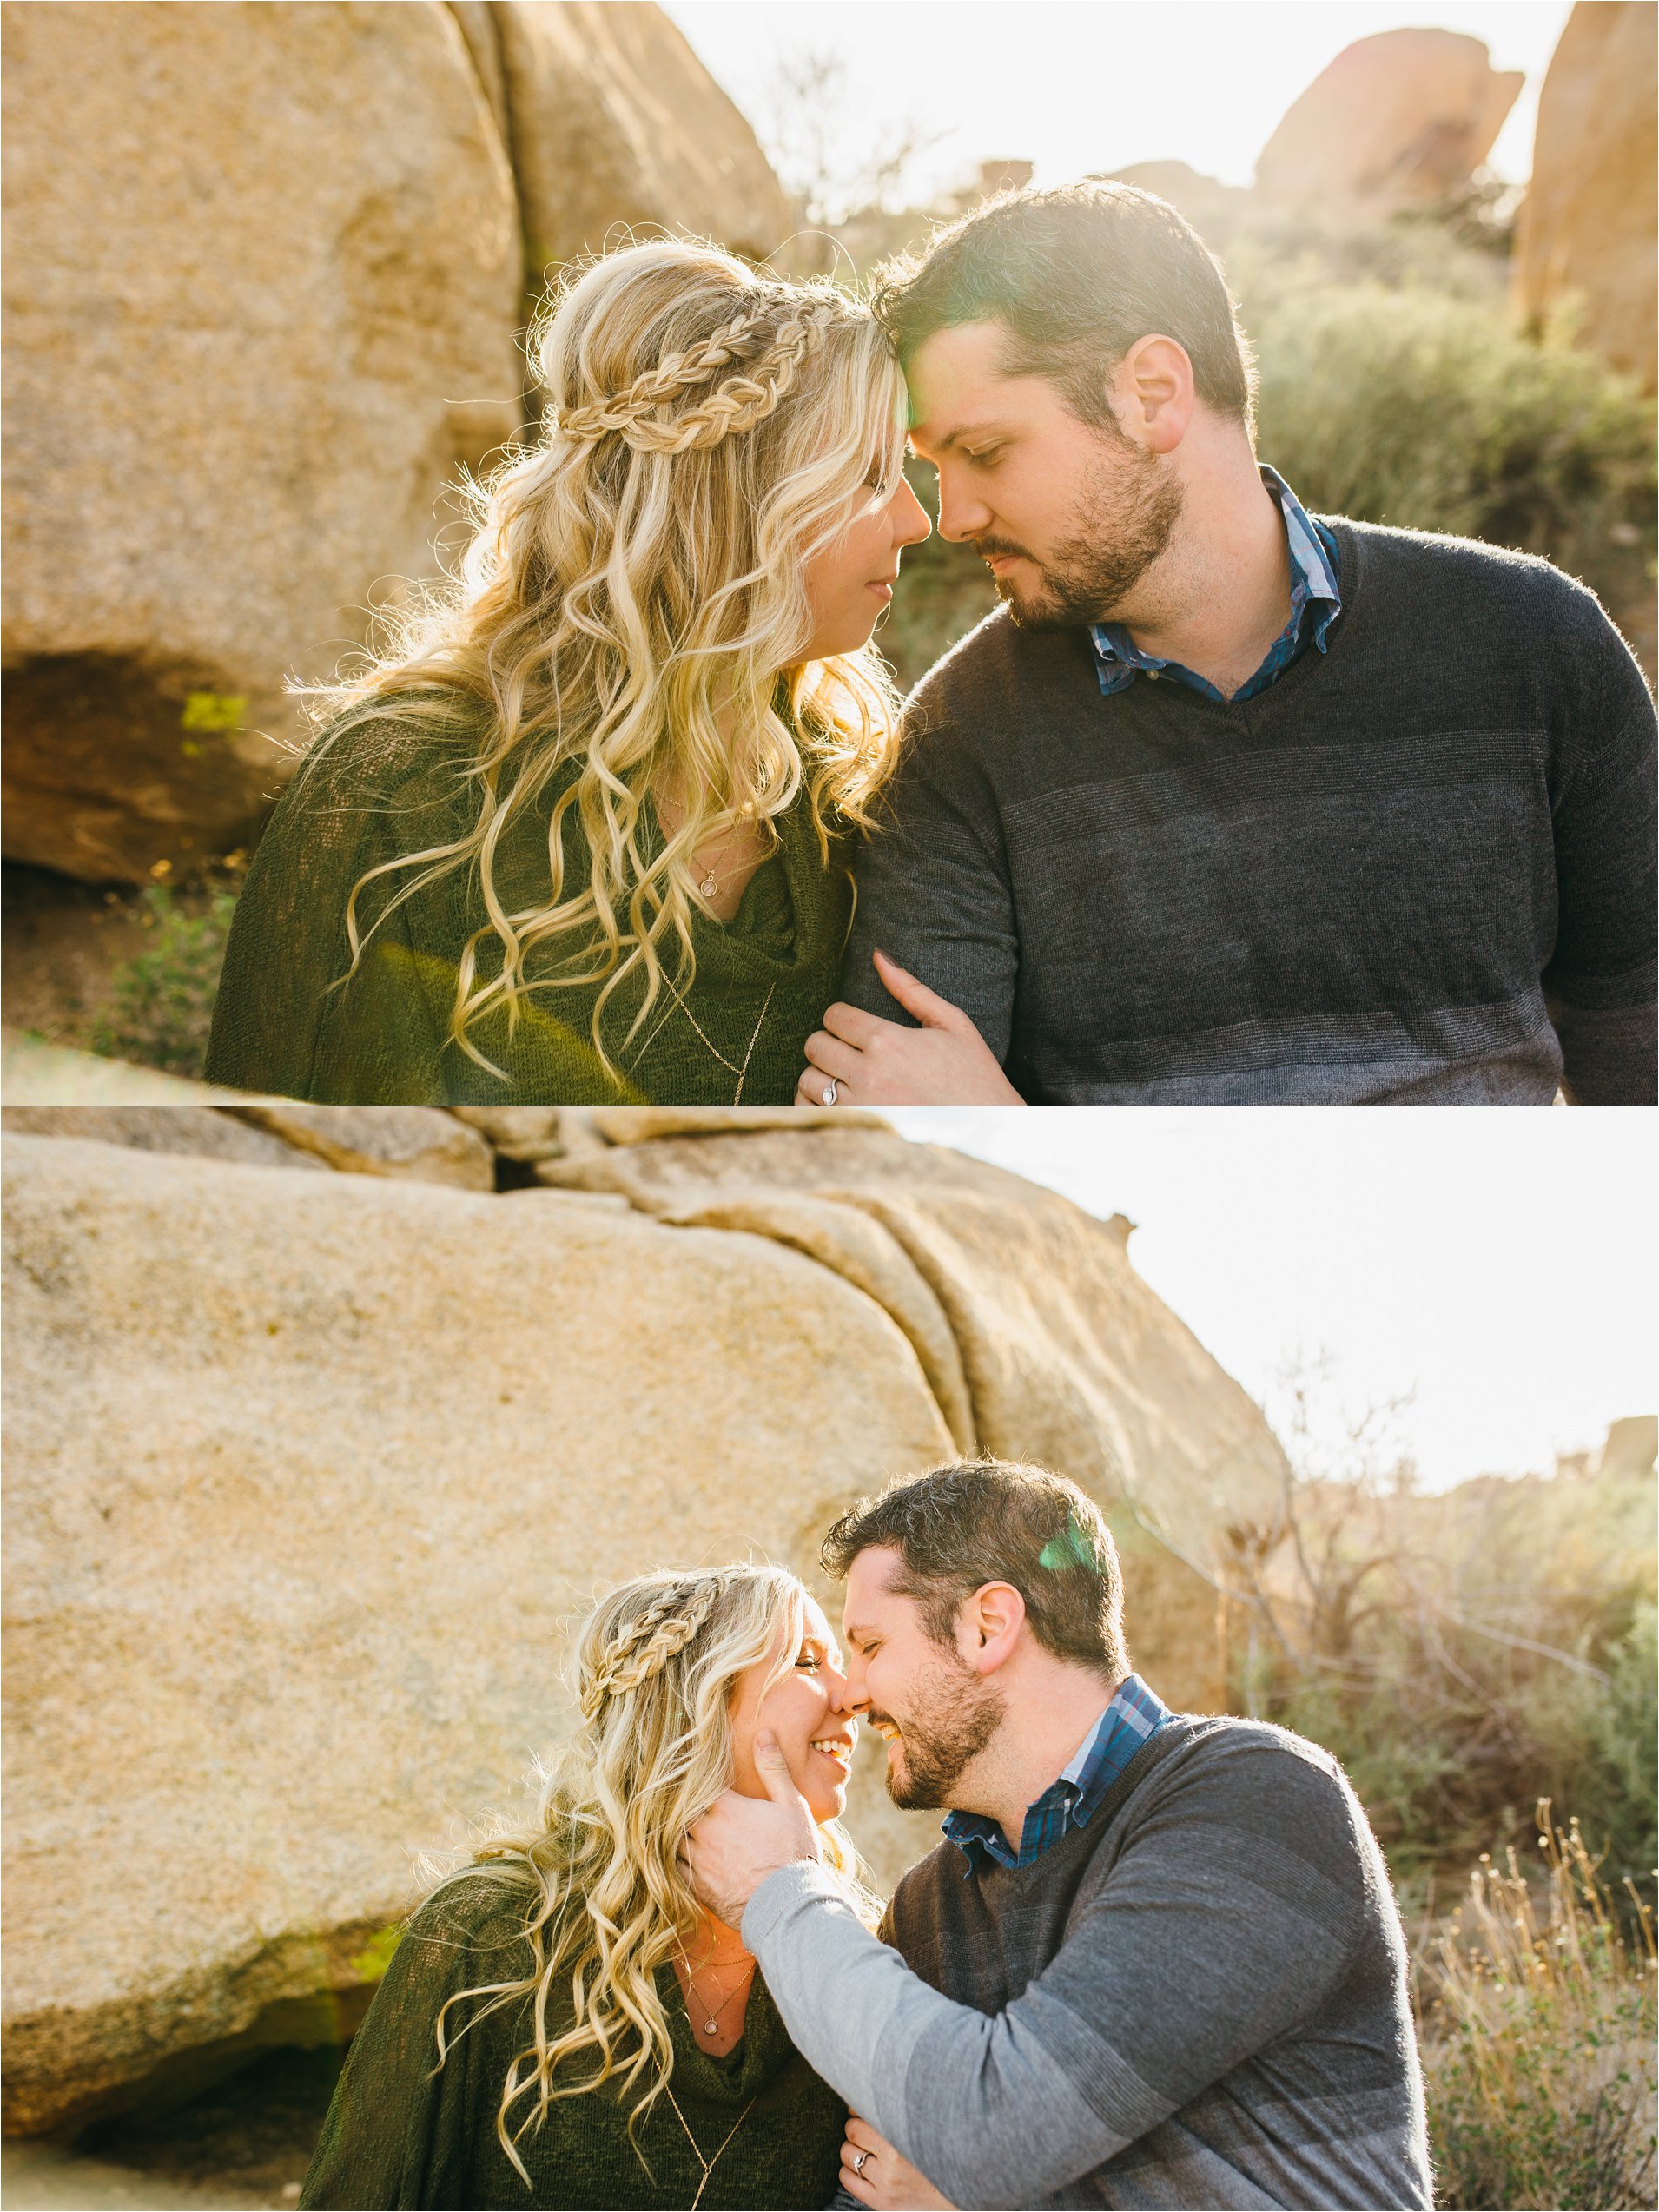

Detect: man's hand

[841,2116,957,2209]
[795,949,1024,1106]
[681,1731,823,1925]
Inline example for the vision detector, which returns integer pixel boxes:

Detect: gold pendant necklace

[662,2083,757,2212]
[684,1958,753,2037]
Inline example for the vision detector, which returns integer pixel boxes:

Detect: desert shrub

[1252,281,1656,601]
[1421,1809,1656,2210]
[90,882,238,1080]
[1215,1440,1658,1887]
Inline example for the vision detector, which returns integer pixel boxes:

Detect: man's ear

[1111,333,1194,454]
[959,1581,1026,1674]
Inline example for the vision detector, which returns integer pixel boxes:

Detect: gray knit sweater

[744,1715,1433,2211]
[841,521,1656,1102]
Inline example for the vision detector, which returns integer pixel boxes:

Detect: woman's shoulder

[400,1867,540,1973]
[280,681,492,822]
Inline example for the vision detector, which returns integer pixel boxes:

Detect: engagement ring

[822,1080,839,1106]
[852,2150,869,2176]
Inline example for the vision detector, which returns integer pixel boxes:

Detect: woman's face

[800,465,933,661]
[727,1594,857,1822]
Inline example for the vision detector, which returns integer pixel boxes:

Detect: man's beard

[980,439,1184,631]
[871,1653,1005,1810]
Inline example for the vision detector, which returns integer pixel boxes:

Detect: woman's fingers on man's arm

[840,2112,877,2203]
[838,2155,878,2209]
[819,1000,887,1048]
[870,948,970,1031]
[803,1027,863,1078]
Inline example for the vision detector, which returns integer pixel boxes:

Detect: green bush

[1252,281,1656,604]
[90,882,238,1080]
[1229,1454,1658,1888]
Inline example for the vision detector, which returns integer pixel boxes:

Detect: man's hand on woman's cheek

[796,950,1025,1106]
[680,1732,822,1925]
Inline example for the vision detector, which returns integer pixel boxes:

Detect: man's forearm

[743,1865,1125,2211]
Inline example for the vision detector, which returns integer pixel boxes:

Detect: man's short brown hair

[869,181,1255,435]
[822,1458,1129,1676]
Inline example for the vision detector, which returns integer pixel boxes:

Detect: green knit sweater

[300,1878,847,2211]
[204,710,856,1105]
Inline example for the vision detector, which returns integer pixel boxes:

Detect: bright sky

[665,1,1574,208]
[886,1107,1658,1493]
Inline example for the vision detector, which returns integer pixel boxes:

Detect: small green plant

[1422,1806,1656,2211]
[89,882,238,1080]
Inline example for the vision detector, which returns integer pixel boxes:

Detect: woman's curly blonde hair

[300,238,910,1082]
[429,1565,874,2183]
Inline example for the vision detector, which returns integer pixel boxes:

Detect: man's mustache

[970,537,1035,564]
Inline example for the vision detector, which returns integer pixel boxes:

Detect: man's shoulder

[1145,1709,1346,1792]
[903,604,1099,746]
[1330,516,1635,651]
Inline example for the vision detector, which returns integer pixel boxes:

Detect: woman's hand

[795,950,1024,1106]
[839,2115,956,2209]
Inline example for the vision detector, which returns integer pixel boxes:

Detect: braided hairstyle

[577,1572,724,1719]
[303,240,910,1086]
[425,1562,876,2182]
[555,296,843,454]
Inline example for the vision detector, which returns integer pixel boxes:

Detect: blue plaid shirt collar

[942,1673,1172,1874]
[1088,466,1341,705]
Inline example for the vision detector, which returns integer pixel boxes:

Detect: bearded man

[685,1461,1432,2212]
[793,182,1656,1106]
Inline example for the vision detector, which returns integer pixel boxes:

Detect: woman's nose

[891,474,932,549]
[826,1660,857,1713]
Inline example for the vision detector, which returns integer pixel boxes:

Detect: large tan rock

[1256,30,1523,212]
[0,1108,327,1172]
[0,2,524,886]
[229,1105,495,1189]
[2,1116,1287,2132]
[492,1,795,276]
[1512,2,1658,392]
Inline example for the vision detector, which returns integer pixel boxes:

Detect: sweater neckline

[656,1963,796,2103]
[1087,518,1368,728]
[971,1719,1192,1888]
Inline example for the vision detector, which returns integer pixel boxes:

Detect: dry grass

[1421,1804,1656,2210]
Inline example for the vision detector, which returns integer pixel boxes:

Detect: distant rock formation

[0,3,791,887]
[1255,29,1523,212]
[1513,1,1657,393]
[1101,162,1252,247]
[2,1109,1288,2132]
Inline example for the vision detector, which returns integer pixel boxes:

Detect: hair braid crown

[556,295,845,456]
[579,1577,723,1720]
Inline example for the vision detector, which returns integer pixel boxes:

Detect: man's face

[907,320,1183,629]
[841,1546,1004,1810]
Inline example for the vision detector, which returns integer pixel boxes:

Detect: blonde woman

[205,241,930,1105]
[301,1566,868,2209]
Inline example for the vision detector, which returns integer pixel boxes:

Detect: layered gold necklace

[662,2083,758,2211]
